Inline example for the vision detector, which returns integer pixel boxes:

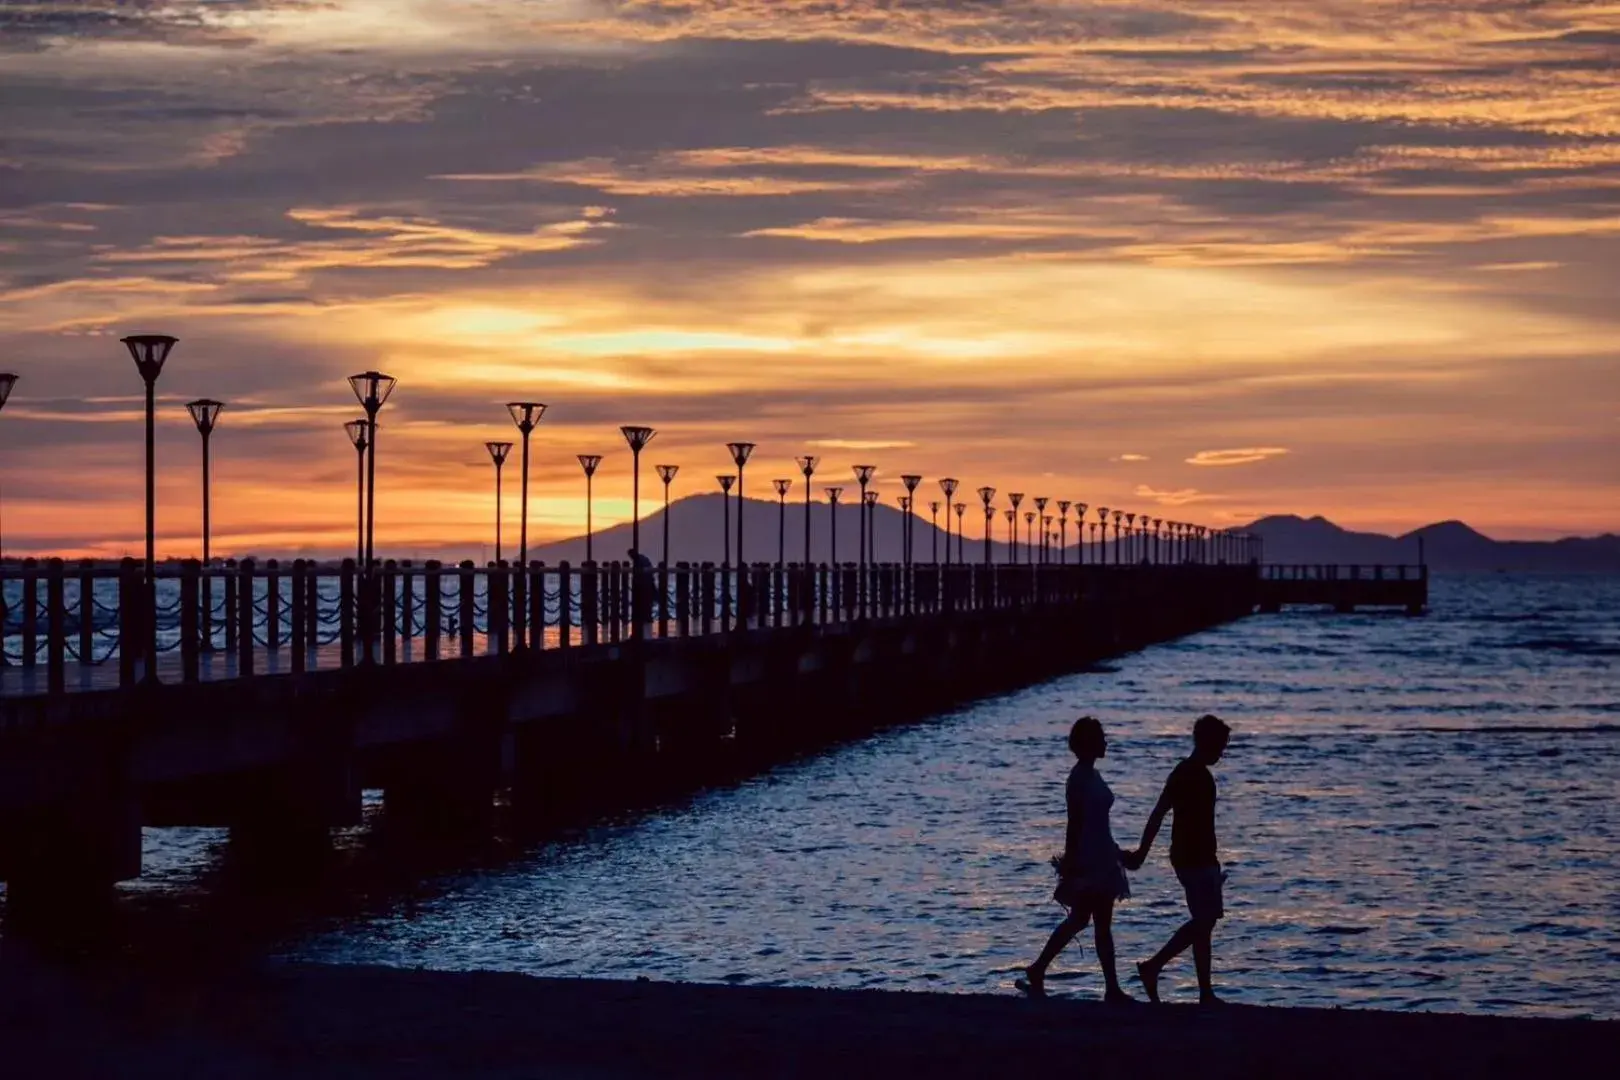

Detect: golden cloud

[1187,448,1292,467]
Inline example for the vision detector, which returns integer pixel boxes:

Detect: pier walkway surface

[2,960,1610,1079]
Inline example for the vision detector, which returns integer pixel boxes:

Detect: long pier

[0,558,1259,914]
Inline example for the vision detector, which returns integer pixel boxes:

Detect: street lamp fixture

[953,502,967,564]
[825,486,844,567]
[717,474,735,566]
[579,453,604,562]
[727,442,756,570]
[0,372,17,562]
[977,486,996,565]
[185,399,224,566]
[938,478,959,566]
[485,441,512,562]
[1033,498,1049,563]
[900,474,922,569]
[125,335,178,684]
[655,463,679,568]
[1008,493,1025,564]
[506,401,546,572]
[852,465,876,571]
[929,500,941,564]
[1074,503,1089,566]
[773,478,792,567]
[796,456,819,564]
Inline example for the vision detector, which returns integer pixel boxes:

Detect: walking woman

[1017,716,1134,1002]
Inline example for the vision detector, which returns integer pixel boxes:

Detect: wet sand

[3,957,1613,1078]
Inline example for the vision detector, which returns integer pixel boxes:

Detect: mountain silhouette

[1247,514,1620,572]
[531,493,1082,566]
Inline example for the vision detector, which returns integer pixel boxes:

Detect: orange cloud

[1187,448,1292,468]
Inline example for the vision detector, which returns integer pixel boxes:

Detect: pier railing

[1,558,1249,695]
[1257,563,1428,614]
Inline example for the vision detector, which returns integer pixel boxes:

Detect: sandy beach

[3,955,1613,1079]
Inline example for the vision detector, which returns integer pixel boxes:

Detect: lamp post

[1074,503,1088,566]
[1056,501,1070,565]
[350,371,397,663]
[1096,507,1110,568]
[977,486,996,565]
[578,454,603,563]
[953,502,966,563]
[506,402,546,570]
[726,442,755,568]
[796,456,819,564]
[938,478,959,566]
[1023,511,1035,564]
[773,479,791,567]
[864,490,879,567]
[1007,493,1024,563]
[825,486,843,566]
[485,441,512,562]
[1033,498,1048,563]
[900,475,922,569]
[124,335,177,684]
[1125,513,1136,564]
[0,372,15,562]
[1004,509,1015,560]
[185,399,224,566]
[717,474,735,565]
[619,426,656,563]
[1042,515,1053,565]
[345,420,369,568]
[655,464,678,567]
[929,501,941,563]
[1112,510,1124,565]
[852,465,875,571]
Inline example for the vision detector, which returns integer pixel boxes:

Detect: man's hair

[1069,715,1104,758]
[1193,713,1230,749]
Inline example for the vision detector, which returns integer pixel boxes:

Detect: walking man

[1125,714,1231,1004]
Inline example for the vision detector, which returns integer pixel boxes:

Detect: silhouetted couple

[1017,713,1231,1005]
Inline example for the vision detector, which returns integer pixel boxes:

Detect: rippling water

[276,576,1617,1017]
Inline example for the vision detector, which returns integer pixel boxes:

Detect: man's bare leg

[1137,919,1199,1003]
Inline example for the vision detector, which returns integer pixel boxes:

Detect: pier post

[424,560,442,660]
[490,562,509,655]
[223,559,238,655]
[400,561,415,658]
[382,559,398,665]
[512,555,528,652]
[180,558,200,683]
[558,561,573,648]
[20,558,37,672]
[77,559,95,670]
[340,558,356,667]
[290,559,307,674]
[458,561,475,657]
[266,559,282,652]
[529,562,546,650]
[582,562,600,646]
[675,563,691,638]
[46,558,65,694]
[699,563,714,637]
[117,557,139,688]
[237,558,255,676]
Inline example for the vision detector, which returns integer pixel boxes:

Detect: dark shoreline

[3,957,1613,1079]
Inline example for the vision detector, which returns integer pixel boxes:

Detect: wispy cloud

[1187,448,1291,468]
[1112,453,1150,463]
[1135,485,1225,507]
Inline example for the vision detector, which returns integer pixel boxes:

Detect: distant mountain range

[1245,515,1620,573]
[522,496,1618,574]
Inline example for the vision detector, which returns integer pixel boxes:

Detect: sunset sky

[2,0,1616,558]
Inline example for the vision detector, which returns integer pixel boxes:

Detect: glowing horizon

[1,0,1616,556]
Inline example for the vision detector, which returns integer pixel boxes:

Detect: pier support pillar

[0,794,141,927]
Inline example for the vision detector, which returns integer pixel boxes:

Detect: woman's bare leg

[1027,909,1091,985]
[1091,899,1131,1001]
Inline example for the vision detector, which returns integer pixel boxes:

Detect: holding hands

[1120,847,1146,872]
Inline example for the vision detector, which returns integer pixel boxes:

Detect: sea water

[262,576,1618,1016]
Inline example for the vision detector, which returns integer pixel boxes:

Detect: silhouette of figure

[1126,713,1232,1005]
[1017,716,1134,1002]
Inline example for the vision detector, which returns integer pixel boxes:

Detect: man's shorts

[1175,864,1225,923]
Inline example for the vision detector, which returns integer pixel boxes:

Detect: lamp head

[774,478,792,497]
[656,463,679,484]
[853,464,876,485]
[938,477,959,498]
[898,495,911,510]
[863,490,879,506]
[796,454,820,479]
[186,398,224,435]
[1008,492,1024,509]
[344,419,369,451]
[954,502,966,517]
[0,372,17,410]
[1057,500,1071,515]
[977,485,996,507]
[1075,502,1088,519]
[727,441,756,468]
[1004,509,1014,522]
[929,500,940,514]
[901,473,922,493]
[1025,511,1035,523]
[1126,512,1136,525]
[506,401,546,434]
[621,425,656,453]
[348,370,396,413]
[1097,506,1110,520]
[485,440,512,466]
[578,453,603,477]
[825,485,844,502]
[717,474,735,493]
[1043,514,1052,525]
[1034,497,1047,512]
[124,335,178,383]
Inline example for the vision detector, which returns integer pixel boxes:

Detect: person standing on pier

[1126,714,1231,1005]
[1017,716,1134,1003]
